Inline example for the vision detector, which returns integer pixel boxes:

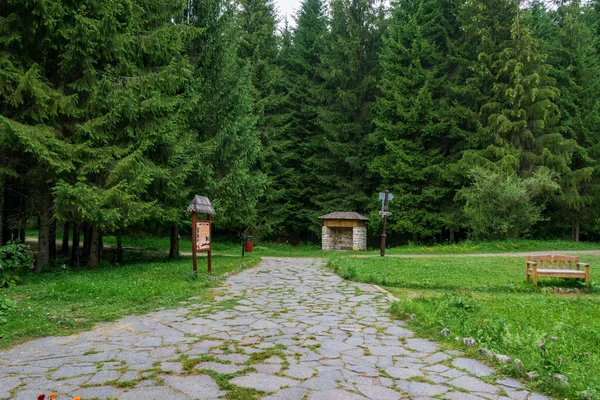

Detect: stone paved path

[0,258,547,399]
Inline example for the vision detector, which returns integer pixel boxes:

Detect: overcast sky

[274,0,303,27]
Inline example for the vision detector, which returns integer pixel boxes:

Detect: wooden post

[380,190,389,257]
[192,211,198,276]
[585,264,590,285]
[207,214,212,274]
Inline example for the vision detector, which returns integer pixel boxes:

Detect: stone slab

[230,373,297,392]
[356,383,402,400]
[452,358,494,377]
[396,380,449,396]
[448,376,499,393]
[163,374,224,399]
[120,386,191,400]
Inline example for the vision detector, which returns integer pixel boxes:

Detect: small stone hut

[319,212,368,251]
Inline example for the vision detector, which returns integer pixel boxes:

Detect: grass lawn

[330,256,600,400]
[25,229,600,257]
[0,254,260,349]
[102,236,328,257]
[26,230,327,257]
[382,239,600,255]
[103,236,600,256]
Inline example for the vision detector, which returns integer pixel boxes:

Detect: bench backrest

[526,255,580,270]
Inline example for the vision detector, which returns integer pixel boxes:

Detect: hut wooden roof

[187,195,215,215]
[318,211,369,221]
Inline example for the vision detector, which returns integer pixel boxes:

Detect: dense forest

[2,0,600,269]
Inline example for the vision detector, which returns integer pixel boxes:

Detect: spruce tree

[1,0,79,269]
[456,0,577,238]
[51,0,193,268]
[456,0,567,176]
[254,21,303,238]
[186,0,266,232]
[307,0,385,235]
[529,0,600,240]
[238,0,281,137]
[271,0,328,239]
[237,0,298,238]
[370,0,462,241]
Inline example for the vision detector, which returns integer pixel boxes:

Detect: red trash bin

[244,240,254,252]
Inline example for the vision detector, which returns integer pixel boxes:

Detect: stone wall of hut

[322,226,367,251]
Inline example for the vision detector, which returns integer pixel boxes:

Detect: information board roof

[187,195,216,215]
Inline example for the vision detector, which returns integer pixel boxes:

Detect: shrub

[0,296,16,324]
[456,167,552,240]
[0,241,34,287]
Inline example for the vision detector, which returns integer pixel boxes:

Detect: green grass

[102,237,600,256]
[104,237,327,257]
[382,239,600,255]
[25,229,600,257]
[26,229,327,257]
[331,256,600,399]
[103,236,327,258]
[0,254,260,349]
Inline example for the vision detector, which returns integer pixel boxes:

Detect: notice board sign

[196,220,211,251]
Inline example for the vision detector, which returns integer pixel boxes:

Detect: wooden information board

[196,220,211,251]
[188,195,215,276]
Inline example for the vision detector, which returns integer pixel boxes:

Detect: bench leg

[526,267,530,282]
[585,265,590,286]
[533,266,538,286]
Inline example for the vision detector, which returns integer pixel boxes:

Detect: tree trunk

[572,222,580,242]
[71,222,80,266]
[62,222,70,254]
[49,217,56,264]
[169,225,180,259]
[36,188,52,273]
[117,229,123,264]
[412,232,418,244]
[82,223,91,265]
[19,224,25,242]
[88,225,99,269]
[0,179,4,246]
[449,230,455,243]
[98,230,103,263]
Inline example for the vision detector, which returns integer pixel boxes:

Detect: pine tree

[456,0,567,176]
[269,0,328,239]
[456,0,577,238]
[254,20,304,238]
[185,0,266,232]
[1,0,80,269]
[51,0,193,268]
[370,0,462,241]
[237,0,298,238]
[529,0,600,240]
[306,0,385,235]
[238,0,281,137]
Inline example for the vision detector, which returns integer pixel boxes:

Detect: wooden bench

[526,255,590,286]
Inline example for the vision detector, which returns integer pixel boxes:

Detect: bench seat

[527,268,586,277]
[526,255,590,286]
